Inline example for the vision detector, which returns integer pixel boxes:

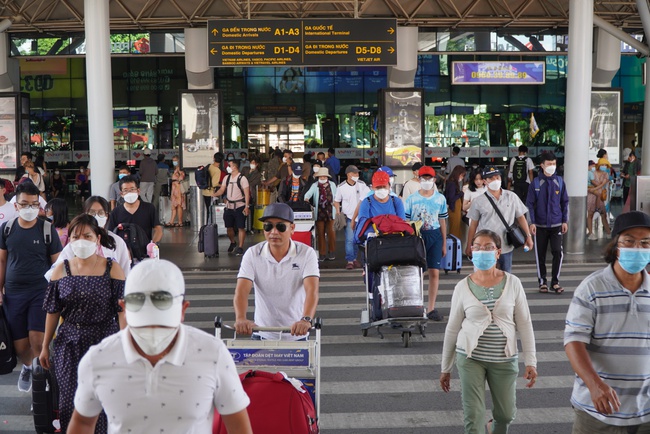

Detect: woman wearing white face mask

[303,167,338,261]
[586,159,612,240]
[167,156,186,228]
[40,213,126,434]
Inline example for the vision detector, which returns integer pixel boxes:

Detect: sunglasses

[124,291,184,312]
[263,222,288,233]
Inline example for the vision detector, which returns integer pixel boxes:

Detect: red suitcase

[213,370,318,434]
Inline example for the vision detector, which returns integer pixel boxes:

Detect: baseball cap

[411,162,423,172]
[259,203,294,223]
[124,259,185,328]
[482,167,501,178]
[372,171,390,188]
[345,165,360,174]
[291,163,303,176]
[611,211,650,238]
[377,166,395,177]
[143,148,152,155]
[419,166,436,177]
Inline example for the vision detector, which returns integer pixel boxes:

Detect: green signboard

[208,19,397,67]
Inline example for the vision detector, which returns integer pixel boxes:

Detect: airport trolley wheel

[402,331,411,348]
[361,328,368,337]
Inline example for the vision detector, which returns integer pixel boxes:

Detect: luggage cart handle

[214,316,323,332]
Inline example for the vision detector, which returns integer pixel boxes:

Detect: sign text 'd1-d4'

[208,19,397,67]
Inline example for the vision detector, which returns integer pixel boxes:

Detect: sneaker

[588,233,598,241]
[346,262,354,270]
[234,247,244,256]
[326,253,335,261]
[227,242,236,253]
[353,260,363,269]
[318,254,326,262]
[17,365,31,392]
[427,309,444,322]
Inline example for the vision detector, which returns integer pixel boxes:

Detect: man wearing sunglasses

[68,259,252,434]
[234,203,319,340]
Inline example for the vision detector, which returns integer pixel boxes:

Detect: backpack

[355,197,413,242]
[0,308,17,375]
[3,218,52,246]
[512,156,528,183]
[224,173,245,205]
[112,223,150,264]
[195,163,212,190]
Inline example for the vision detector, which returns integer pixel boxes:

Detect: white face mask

[123,192,139,204]
[282,157,288,163]
[226,166,233,174]
[487,180,501,191]
[375,188,389,199]
[350,176,359,183]
[318,178,327,184]
[18,207,39,222]
[94,215,108,228]
[129,326,178,356]
[544,165,556,176]
[292,173,301,179]
[250,164,257,170]
[420,180,435,191]
[70,239,97,259]
[389,178,395,187]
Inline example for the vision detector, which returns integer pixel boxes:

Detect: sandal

[487,419,494,434]
[552,284,564,294]
[174,223,182,227]
[164,223,172,228]
[539,284,548,293]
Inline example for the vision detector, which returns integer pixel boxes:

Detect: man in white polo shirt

[68,259,252,434]
[234,203,320,340]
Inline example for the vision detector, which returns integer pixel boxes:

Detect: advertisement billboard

[179,90,222,169]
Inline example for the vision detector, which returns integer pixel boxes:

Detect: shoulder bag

[484,192,526,248]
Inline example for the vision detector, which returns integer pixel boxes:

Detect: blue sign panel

[452,61,545,85]
[228,348,310,367]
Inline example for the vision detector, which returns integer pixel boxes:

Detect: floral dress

[42,258,124,434]
[171,169,186,209]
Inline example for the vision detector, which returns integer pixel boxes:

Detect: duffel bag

[366,234,426,272]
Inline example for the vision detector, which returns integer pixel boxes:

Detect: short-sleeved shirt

[107,201,160,241]
[0,201,17,226]
[334,180,370,219]
[138,157,157,182]
[564,266,650,427]
[466,189,528,254]
[107,180,124,205]
[224,173,250,209]
[202,164,221,196]
[508,156,535,183]
[0,219,63,292]
[404,191,448,231]
[74,325,250,434]
[237,241,320,340]
[445,155,465,175]
[357,195,406,222]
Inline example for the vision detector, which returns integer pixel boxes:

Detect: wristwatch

[300,316,313,325]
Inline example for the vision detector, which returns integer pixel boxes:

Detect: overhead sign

[208,19,397,67]
[452,61,545,85]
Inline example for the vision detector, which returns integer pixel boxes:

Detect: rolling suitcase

[198,224,219,258]
[443,234,462,274]
[32,357,60,433]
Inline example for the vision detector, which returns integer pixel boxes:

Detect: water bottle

[524,246,530,252]
[147,242,159,259]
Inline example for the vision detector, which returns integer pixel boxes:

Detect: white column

[185,28,214,89]
[642,63,650,176]
[592,29,620,87]
[388,26,418,88]
[85,0,114,198]
[565,0,594,254]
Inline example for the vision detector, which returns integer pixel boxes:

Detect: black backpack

[195,163,212,190]
[113,223,150,264]
[512,156,528,183]
[0,308,17,375]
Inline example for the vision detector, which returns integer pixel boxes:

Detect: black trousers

[513,182,529,204]
[534,225,563,286]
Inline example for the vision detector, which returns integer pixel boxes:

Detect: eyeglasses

[121,188,138,194]
[471,244,498,251]
[17,203,40,210]
[124,291,184,312]
[263,222,288,233]
[618,237,650,249]
[87,210,107,217]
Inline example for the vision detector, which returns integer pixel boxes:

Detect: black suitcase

[443,234,462,274]
[198,224,219,258]
[366,234,427,272]
[32,357,60,434]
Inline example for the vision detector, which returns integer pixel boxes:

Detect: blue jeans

[498,251,513,273]
[345,218,359,262]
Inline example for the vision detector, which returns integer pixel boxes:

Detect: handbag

[179,178,190,195]
[600,189,607,201]
[484,192,526,249]
[334,211,347,231]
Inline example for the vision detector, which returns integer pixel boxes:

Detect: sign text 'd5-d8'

[208,19,397,67]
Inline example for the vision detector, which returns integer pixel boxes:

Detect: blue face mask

[618,247,650,274]
[118,173,127,179]
[600,166,608,172]
[471,250,497,271]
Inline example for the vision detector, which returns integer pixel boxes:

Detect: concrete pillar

[474,32,491,51]
[592,28,621,87]
[84,0,115,199]
[642,62,650,175]
[565,0,594,255]
[0,32,18,92]
[388,27,418,88]
[185,28,214,89]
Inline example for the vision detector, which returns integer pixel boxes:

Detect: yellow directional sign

[207,18,398,67]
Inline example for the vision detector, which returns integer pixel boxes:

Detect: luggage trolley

[291,204,316,249]
[360,234,428,348]
[214,317,322,425]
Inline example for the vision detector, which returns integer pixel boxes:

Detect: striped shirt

[564,265,650,426]
[457,277,515,363]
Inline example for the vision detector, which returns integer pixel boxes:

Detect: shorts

[421,229,443,270]
[2,289,47,340]
[224,206,247,229]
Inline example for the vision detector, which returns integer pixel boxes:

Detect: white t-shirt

[401,179,420,202]
[237,240,320,340]
[0,201,17,226]
[74,325,250,434]
[334,180,370,219]
[508,156,535,183]
[463,186,487,204]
